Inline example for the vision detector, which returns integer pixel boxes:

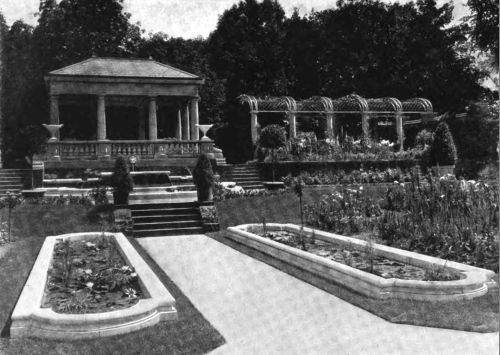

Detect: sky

[0,0,469,39]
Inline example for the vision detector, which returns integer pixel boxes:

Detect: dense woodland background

[0,0,498,165]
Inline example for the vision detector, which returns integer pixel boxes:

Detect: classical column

[138,104,146,140]
[182,103,190,140]
[250,112,258,144]
[395,112,404,151]
[148,96,158,140]
[361,112,370,142]
[189,97,200,140]
[97,95,107,140]
[49,95,60,124]
[176,109,182,139]
[288,113,296,138]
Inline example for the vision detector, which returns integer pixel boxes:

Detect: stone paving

[138,234,499,355]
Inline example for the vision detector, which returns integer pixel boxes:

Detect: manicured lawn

[0,204,224,354]
[213,191,499,332]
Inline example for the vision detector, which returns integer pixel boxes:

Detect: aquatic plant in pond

[258,229,457,281]
[43,234,142,313]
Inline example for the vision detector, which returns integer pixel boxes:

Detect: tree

[33,0,142,72]
[466,0,499,65]
[207,0,288,162]
[430,122,457,166]
[259,124,286,181]
[310,0,484,112]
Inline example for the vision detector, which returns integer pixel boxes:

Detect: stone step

[0,176,25,181]
[132,213,200,223]
[232,177,262,182]
[133,226,205,237]
[131,207,199,217]
[0,184,24,190]
[133,220,202,230]
[129,201,197,209]
[231,173,261,177]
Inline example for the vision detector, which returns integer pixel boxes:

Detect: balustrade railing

[43,140,212,160]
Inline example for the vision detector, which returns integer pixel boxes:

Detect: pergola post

[148,96,158,140]
[326,113,336,139]
[189,97,200,140]
[97,95,107,140]
[250,112,258,144]
[396,112,404,151]
[176,109,182,139]
[182,103,190,140]
[361,112,370,142]
[288,113,296,138]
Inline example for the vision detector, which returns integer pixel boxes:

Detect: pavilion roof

[48,57,200,80]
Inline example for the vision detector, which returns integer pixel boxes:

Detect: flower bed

[42,236,142,314]
[11,232,177,340]
[226,223,497,302]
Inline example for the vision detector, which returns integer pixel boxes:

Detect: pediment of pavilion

[46,57,204,97]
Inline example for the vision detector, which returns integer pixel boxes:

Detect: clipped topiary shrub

[430,122,457,166]
[192,153,215,201]
[110,157,134,205]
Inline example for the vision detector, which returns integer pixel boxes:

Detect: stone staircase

[0,169,27,196]
[224,163,264,190]
[130,202,204,237]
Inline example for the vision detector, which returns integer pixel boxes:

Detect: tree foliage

[0,0,493,166]
[466,0,499,65]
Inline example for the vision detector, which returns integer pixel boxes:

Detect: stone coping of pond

[10,232,177,340]
[226,223,498,302]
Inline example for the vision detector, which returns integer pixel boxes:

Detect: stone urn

[42,124,64,141]
[196,124,213,141]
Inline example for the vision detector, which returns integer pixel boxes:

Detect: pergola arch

[239,93,436,149]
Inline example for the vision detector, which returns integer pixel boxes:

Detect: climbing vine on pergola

[238,94,435,150]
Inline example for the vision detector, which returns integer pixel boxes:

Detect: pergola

[239,94,435,150]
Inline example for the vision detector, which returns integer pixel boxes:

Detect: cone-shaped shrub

[193,154,214,201]
[110,156,134,204]
[430,122,457,166]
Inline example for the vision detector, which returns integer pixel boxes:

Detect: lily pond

[42,236,142,314]
[260,230,460,281]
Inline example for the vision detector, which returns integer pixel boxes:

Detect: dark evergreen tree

[430,122,457,166]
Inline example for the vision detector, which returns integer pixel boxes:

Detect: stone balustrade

[42,140,214,161]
